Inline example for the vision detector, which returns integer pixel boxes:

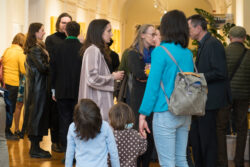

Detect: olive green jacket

[226,42,250,100]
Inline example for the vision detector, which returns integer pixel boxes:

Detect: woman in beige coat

[78,19,124,121]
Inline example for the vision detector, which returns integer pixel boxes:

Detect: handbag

[160,46,207,116]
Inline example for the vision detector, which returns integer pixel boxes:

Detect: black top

[45,32,67,59]
[109,50,120,73]
[196,32,231,110]
[50,39,82,99]
[127,49,148,129]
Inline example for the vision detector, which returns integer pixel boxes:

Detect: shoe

[14,130,24,139]
[6,130,19,140]
[61,158,65,164]
[51,143,64,153]
[29,147,52,158]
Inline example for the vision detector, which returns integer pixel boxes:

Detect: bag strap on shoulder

[159,45,198,73]
[229,48,248,81]
[160,81,170,105]
[159,46,183,72]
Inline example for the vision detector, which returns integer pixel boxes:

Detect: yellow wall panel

[78,22,86,37]
[50,16,57,34]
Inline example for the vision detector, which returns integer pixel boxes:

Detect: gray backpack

[160,46,207,116]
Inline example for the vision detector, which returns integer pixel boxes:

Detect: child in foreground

[65,99,120,167]
[109,102,147,167]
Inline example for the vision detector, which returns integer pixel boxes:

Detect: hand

[52,95,57,102]
[139,114,150,139]
[112,71,124,80]
[78,33,85,43]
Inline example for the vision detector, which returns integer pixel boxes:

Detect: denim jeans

[153,111,191,167]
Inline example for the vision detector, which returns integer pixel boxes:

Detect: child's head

[73,99,102,141]
[109,102,135,130]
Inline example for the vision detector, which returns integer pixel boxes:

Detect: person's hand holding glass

[112,71,124,81]
[144,63,151,76]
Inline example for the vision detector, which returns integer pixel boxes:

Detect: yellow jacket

[2,44,26,86]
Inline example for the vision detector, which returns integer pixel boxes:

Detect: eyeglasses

[146,33,156,37]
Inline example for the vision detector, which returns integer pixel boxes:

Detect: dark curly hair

[73,99,102,141]
[66,21,80,37]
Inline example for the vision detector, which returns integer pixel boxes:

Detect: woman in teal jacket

[138,10,194,167]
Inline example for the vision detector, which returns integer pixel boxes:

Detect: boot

[5,128,19,140]
[29,141,51,158]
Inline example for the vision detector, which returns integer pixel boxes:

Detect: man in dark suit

[50,21,82,154]
[45,13,72,152]
[187,15,231,167]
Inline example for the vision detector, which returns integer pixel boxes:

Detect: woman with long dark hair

[139,10,194,166]
[78,19,124,121]
[24,23,51,158]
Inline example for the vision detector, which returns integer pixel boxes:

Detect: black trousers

[217,100,248,166]
[137,113,155,167]
[28,135,43,143]
[5,84,18,130]
[190,110,218,167]
[49,98,60,144]
[57,99,77,149]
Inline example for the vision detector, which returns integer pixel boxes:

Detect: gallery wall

[0,0,249,56]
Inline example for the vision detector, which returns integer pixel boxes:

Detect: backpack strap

[160,81,170,106]
[159,46,183,72]
[160,45,199,73]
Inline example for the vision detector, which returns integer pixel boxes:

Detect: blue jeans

[153,111,191,167]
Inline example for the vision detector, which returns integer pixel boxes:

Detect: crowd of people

[0,9,249,167]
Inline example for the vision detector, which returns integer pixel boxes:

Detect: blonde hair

[109,102,135,130]
[12,33,26,48]
[130,24,154,55]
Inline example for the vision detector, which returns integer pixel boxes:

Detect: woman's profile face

[35,26,45,40]
[102,23,113,43]
[154,29,161,46]
[141,26,156,47]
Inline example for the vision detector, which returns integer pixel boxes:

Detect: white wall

[121,0,213,50]
[0,0,25,56]
[0,0,7,56]
[243,0,250,34]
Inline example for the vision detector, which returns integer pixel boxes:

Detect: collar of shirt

[66,36,80,42]
[198,32,210,47]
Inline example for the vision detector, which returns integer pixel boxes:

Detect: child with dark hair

[65,99,120,167]
[109,102,147,167]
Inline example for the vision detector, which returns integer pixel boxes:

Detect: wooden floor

[7,134,161,167]
[7,133,249,167]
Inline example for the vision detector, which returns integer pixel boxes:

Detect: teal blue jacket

[139,42,194,116]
